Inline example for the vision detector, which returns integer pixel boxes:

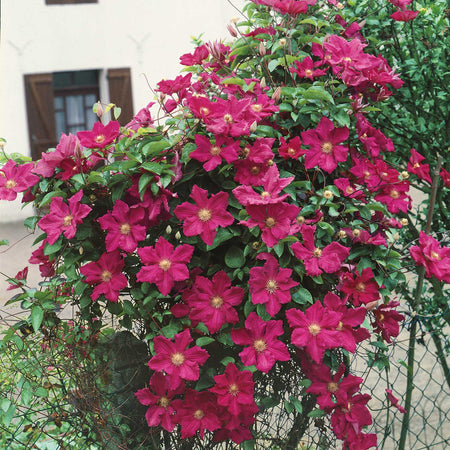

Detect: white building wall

[0,0,244,223]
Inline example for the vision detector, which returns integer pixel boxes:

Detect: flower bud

[175,231,181,240]
[271,87,281,103]
[231,16,238,24]
[323,190,333,199]
[352,229,361,238]
[279,38,287,47]
[165,225,172,234]
[338,230,347,239]
[79,246,84,255]
[393,232,400,241]
[401,171,409,179]
[95,101,103,118]
[249,121,258,134]
[259,42,266,56]
[337,2,344,9]
[227,23,238,38]
[260,77,266,89]
[252,241,262,251]
[74,140,83,161]
[400,218,408,226]
[365,300,378,311]
[267,159,274,167]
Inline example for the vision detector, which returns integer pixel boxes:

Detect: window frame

[46,0,98,5]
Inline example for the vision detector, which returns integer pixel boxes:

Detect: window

[24,68,133,160]
[46,0,98,5]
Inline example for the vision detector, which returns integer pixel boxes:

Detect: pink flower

[440,168,450,188]
[187,271,244,333]
[386,389,406,413]
[172,389,221,439]
[277,136,305,160]
[372,301,404,343]
[340,268,380,306]
[301,116,349,173]
[248,253,298,316]
[409,232,450,283]
[6,267,28,291]
[79,250,128,302]
[407,149,432,183]
[29,240,55,278]
[0,160,39,201]
[240,202,301,248]
[374,181,411,214]
[135,372,184,431]
[137,237,194,296]
[98,199,146,253]
[189,134,239,171]
[291,225,349,277]
[180,44,209,66]
[148,329,209,390]
[77,121,120,149]
[286,301,343,363]
[290,56,328,80]
[174,185,234,246]
[231,312,290,373]
[38,191,92,245]
[391,9,419,22]
[125,102,155,132]
[209,363,256,416]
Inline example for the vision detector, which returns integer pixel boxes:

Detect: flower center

[253,338,267,353]
[337,321,344,331]
[95,134,106,144]
[343,56,352,62]
[5,179,17,189]
[223,113,234,123]
[62,215,73,226]
[241,147,250,158]
[158,396,170,408]
[352,229,361,237]
[265,279,278,294]
[304,69,313,77]
[210,146,221,156]
[327,382,339,393]
[413,162,420,169]
[250,166,261,175]
[313,247,322,258]
[210,296,224,309]
[288,147,296,155]
[430,251,441,260]
[120,223,131,235]
[390,189,400,199]
[158,258,172,271]
[228,383,240,396]
[378,313,385,322]
[197,208,212,222]
[200,107,210,116]
[251,104,262,112]
[355,282,365,292]
[345,186,355,194]
[296,215,305,225]
[194,409,205,420]
[308,323,321,336]
[101,270,112,282]
[321,141,333,154]
[265,217,276,228]
[260,191,271,199]
[170,352,185,366]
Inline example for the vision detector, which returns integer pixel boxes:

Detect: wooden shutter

[107,68,134,125]
[24,73,57,160]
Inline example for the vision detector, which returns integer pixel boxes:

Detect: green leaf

[284,400,294,414]
[31,306,44,332]
[138,173,154,199]
[24,216,39,231]
[142,162,165,175]
[35,387,48,397]
[0,239,9,246]
[293,287,313,304]
[196,337,215,347]
[141,140,171,157]
[289,396,303,413]
[224,246,245,268]
[304,87,334,104]
[113,106,122,119]
[307,408,326,418]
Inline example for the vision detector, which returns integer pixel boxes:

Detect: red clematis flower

[137,237,194,296]
[291,225,349,277]
[231,312,290,373]
[374,181,411,214]
[372,301,404,343]
[174,185,234,246]
[278,136,305,160]
[386,389,406,413]
[98,199,146,253]
[440,168,450,188]
[209,363,256,416]
[77,120,120,149]
[391,9,418,22]
[29,240,56,278]
[286,300,343,363]
[135,372,185,431]
[409,232,450,283]
[248,253,298,316]
[189,134,239,171]
[0,159,39,201]
[79,250,128,302]
[301,116,349,173]
[148,329,209,390]
[187,271,244,334]
[290,56,328,80]
[38,191,92,245]
[340,268,380,306]
[172,389,221,439]
[6,267,28,291]
[407,149,432,184]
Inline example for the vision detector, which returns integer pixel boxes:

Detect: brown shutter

[107,68,134,125]
[24,73,57,160]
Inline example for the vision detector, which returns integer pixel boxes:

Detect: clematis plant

[1,0,448,448]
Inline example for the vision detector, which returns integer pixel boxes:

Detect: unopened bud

[260,77,266,89]
[365,300,378,311]
[337,2,344,9]
[95,101,103,118]
[297,215,305,225]
[89,194,96,202]
[272,87,281,103]
[323,190,333,199]
[358,20,366,28]
[0,141,4,150]
[401,171,409,179]
[79,247,84,255]
[231,16,238,24]
[279,38,287,47]
[338,230,347,239]
[175,231,181,240]
[252,241,262,251]
[400,218,408,226]
[249,121,258,134]
[352,229,361,238]
[259,41,266,56]
[393,232,400,241]
[227,23,238,38]
[74,140,83,160]
[160,93,166,102]
[165,225,172,234]
[267,159,274,167]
